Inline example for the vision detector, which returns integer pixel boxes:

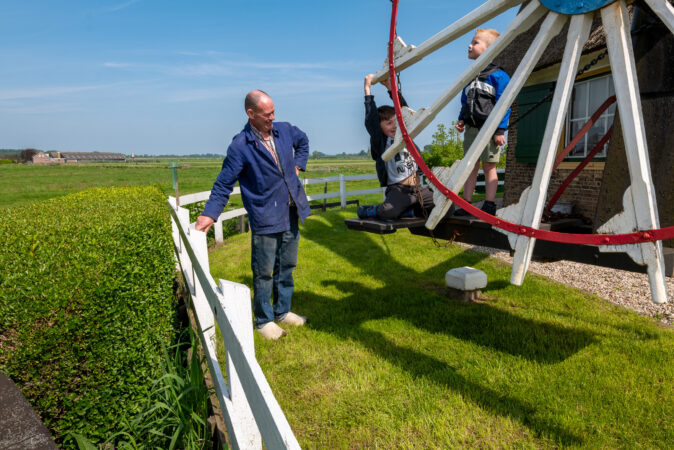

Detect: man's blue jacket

[202,121,310,235]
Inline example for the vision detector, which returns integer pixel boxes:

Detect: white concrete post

[219,279,261,449]
[339,174,346,209]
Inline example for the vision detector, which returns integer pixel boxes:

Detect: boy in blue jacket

[454,28,510,216]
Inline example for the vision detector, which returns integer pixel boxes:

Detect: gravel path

[458,243,674,326]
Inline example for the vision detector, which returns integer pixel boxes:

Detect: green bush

[0,158,15,164]
[0,186,178,445]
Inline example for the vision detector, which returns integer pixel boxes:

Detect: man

[195,90,311,340]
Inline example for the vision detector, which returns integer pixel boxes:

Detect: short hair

[475,28,500,46]
[378,105,396,122]
[244,90,270,112]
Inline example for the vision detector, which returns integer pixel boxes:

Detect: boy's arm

[491,71,511,136]
[364,75,382,141]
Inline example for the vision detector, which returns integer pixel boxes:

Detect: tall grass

[68,328,214,450]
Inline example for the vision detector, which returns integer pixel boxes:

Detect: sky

[0,0,518,156]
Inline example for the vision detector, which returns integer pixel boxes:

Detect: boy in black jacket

[358,73,434,220]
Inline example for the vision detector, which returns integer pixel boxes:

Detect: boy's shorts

[463,125,502,163]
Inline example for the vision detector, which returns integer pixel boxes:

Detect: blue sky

[0,0,518,155]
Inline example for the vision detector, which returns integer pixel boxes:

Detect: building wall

[503,103,604,223]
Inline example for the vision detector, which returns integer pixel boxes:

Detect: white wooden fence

[178,171,504,242]
[168,198,300,449]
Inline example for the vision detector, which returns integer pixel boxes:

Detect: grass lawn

[0,158,374,210]
[209,207,674,448]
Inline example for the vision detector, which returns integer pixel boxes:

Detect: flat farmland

[0,158,376,209]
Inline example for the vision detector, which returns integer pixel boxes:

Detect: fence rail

[178,171,504,241]
[168,198,300,449]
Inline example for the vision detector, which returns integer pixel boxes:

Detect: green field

[0,158,376,210]
[211,208,674,448]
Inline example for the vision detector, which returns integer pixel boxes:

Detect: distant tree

[422,122,463,168]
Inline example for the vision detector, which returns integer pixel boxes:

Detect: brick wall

[503,103,603,223]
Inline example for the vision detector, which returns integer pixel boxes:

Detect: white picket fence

[168,170,504,448]
[168,198,300,449]
[177,171,504,242]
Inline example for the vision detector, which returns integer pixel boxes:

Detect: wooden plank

[507,13,593,285]
[599,0,668,304]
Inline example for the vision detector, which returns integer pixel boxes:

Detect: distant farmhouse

[19,149,126,165]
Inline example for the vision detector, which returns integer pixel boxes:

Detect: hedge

[0,186,177,445]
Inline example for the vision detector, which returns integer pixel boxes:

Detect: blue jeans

[250,208,300,327]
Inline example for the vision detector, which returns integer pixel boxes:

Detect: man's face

[468,33,489,60]
[380,116,397,139]
[247,96,275,134]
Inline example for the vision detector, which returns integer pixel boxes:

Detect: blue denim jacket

[202,121,310,234]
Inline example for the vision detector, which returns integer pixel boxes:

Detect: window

[566,74,615,159]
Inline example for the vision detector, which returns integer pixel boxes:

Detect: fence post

[239,215,246,234]
[339,174,346,209]
[176,207,194,294]
[213,219,224,244]
[219,279,261,449]
[189,226,217,353]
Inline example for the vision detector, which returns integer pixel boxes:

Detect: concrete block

[445,267,488,291]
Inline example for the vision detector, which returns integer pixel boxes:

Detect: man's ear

[246,108,254,120]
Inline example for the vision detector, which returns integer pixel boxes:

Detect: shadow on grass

[300,214,596,364]
[294,214,596,444]
[297,288,583,445]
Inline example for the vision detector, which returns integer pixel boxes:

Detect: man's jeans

[250,208,300,327]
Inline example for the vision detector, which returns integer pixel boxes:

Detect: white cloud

[104,0,141,13]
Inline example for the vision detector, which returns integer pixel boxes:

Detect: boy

[454,28,510,216]
[358,74,434,220]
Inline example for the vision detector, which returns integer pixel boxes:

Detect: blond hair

[475,28,500,46]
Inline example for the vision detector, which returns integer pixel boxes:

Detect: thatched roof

[493,2,630,75]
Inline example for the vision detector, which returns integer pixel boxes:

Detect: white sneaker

[256,322,287,340]
[278,312,307,326]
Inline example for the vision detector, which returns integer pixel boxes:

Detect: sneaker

[481,201,496,215]
[357,205,377,219]
[278,311,307,326]
[256,322,287,340]
[453,207,472,217]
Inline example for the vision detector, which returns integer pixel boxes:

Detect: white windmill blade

[372,0,524,84]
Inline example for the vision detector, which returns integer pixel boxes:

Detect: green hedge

[0,186,177,444]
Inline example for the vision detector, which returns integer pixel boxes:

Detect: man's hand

[364,74,374,96]
[195,215,215,233]
[493,134,506,146]
[455,120,465,133]
[380,77,391,90]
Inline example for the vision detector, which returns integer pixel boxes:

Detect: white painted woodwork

[372,0,524,84]
[426,10,567,230]
[219,279,262,449]
[600,0,668,304]
[426,162,461,228]
[504,13,594,285]
[381,0,548,163]
[643,0,674,35]
[168,203,301,449]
